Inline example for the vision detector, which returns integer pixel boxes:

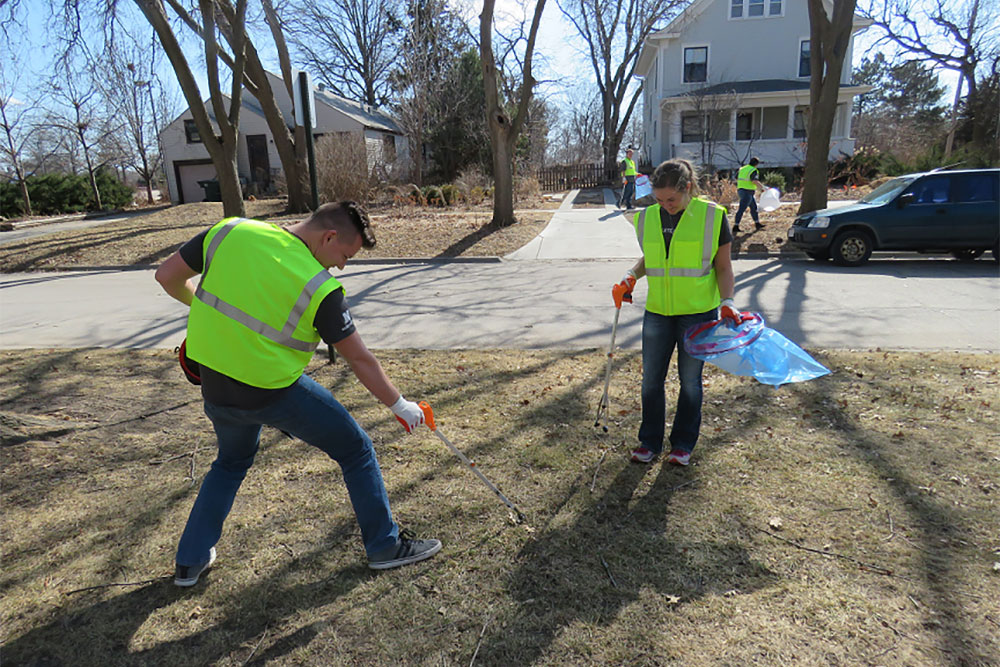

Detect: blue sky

[0,1,964,126]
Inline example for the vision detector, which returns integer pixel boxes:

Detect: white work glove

[720,298,742,327]
[390,395,424,433]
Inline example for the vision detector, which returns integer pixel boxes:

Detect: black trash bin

[198,179,221,202]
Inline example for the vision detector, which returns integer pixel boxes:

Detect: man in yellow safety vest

[618,148,639,209]
[734,157,764,232]
[155,201,441,586]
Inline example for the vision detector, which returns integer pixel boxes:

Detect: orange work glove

[720,298,742,326]
[612,273,637,308]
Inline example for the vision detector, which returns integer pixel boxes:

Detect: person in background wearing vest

[154,201,441,586]
[733,157,764,232]
[611,159,741,466]
[618,148,638,209]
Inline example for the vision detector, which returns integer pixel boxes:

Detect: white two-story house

[160,71,408,204]
[635,0,872,171]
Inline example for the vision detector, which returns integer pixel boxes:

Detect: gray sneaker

[368,530,442,570]
[174,547,216,587]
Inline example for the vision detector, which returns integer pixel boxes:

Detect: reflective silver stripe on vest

[282,269,335,338]
[195,219,336,353]
[635,209,646,244]
[195,285,321,353]
[669,204,716,278]
[646,267,666,277]
[203,218,244,274]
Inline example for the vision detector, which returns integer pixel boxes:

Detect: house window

[382,134,397,161]
[799,40,811,77]
[793,107,808,138]
[683,47,707,83]
[184,119,202,144]
[681,112,704,143]
[736,112,755,141]
[731,0,781,18]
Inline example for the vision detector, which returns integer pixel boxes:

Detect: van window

[953,173,998,203]
[908,176,950,204]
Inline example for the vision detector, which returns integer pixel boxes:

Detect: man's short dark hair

[749,157,760,166]
[306,201,376,249]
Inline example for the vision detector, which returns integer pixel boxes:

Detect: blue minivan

[787,168,1000,266]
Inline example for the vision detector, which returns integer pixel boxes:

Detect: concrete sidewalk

[506,188,640,260]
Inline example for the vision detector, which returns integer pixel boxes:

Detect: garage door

[177,162,217,204]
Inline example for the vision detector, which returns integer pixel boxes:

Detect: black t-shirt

[178,227,357,409]
[658,206,733,259]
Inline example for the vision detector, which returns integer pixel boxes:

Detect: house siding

[638,0,865,170]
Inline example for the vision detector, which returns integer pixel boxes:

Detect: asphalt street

[1,256,997,352]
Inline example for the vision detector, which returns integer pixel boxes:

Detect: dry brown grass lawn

[0,200,551,272]
[2,348,998,665]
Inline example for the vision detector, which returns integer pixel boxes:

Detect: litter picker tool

[595,282,630,432]
[401,402,527,523]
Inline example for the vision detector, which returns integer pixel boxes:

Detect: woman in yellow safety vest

[611,159,741,466]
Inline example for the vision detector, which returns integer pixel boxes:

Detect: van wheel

[952,249,985,262]
[831,230,873,266]
[806,250,830,261]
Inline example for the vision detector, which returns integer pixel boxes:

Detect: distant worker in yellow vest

[734,157,764,232]
[155,201,441,586]
[611,159,741,466]
[618,147,639,209]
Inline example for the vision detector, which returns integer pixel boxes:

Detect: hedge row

[0,169,133,218]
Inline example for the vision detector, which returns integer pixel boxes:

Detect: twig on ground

[243,625,269,666]
[867,641,900,661]
[600,554,618,588]
[884,511,895,541]
[873,614,952,654]
[590,449,609,493]
[755,527,896,576]
[469,613,492,667]
[149,446,212,465]
[985,615,1000,630]
[65,576,168,595]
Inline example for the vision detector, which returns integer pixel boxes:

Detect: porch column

[729,109,737,142]
[787,103,796,139]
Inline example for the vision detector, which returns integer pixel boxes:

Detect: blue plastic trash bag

[683,312,830,386]
[634,174,652,200]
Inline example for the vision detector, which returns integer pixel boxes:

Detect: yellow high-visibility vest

[737,164,759,190]
[187,218,342,388]
[633,198,724,316]
[622,157,638,177]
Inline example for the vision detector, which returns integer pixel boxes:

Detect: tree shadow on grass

[796,379,996,666]
[1,523,371,666]
[473,460,778,664]
[433,221,505,258]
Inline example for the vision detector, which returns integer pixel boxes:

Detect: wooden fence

[535,163,619,192]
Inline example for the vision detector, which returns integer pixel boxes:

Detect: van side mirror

[897,192,915,208]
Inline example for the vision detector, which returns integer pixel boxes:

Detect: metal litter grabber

[595,281,632,432]
[408,401,527,524]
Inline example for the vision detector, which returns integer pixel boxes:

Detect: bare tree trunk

[799,0,857,215]
[480,0,546,227]
[75,120,103,210]
[942,74,964,160]
[135,0,247,217]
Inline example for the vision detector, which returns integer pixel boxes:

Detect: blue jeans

[175,374,398,566]
[639,308,717,455]
[734,188,758,227]
[619,180,635,208]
